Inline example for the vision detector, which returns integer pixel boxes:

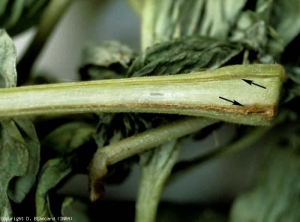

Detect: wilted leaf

[127,36,243,77]
[79,41,136,80]
[232,11,269,50]
[0,119,28,216]
[7,117,40,203]
[0,29,40,215]
[231,0,300,62]
[0,28,40,206]
[42,122,95,156]
[95,113,150,148]
[36,122,97,218]
[36,157,72,218]
[36,153,96,218]
[0,29,17,88]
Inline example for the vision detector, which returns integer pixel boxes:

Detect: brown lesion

[211,104,276,119]
[88,154,108,202]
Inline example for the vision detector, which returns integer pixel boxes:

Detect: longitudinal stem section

[0,64,284,125]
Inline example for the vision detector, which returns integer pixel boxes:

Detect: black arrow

[242,79,266,89]
[219,97,244,106]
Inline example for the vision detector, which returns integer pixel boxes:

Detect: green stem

[88,117,218,201]
[17,0,73,85]
[141,0,158,50]
[0,64,283,125]
[135,141,182,222]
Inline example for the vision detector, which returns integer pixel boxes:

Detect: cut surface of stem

[1,64,284,125]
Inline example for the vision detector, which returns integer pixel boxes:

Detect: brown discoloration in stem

[0,103,275,124]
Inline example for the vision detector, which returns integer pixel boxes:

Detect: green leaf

[254,0,300,57]
[0,27,40,210]
[232,0,300,61]
[42,122,95,156]
[0,119,28,216]
[79,41,136,80]
[127,36,243,77]
[142,0,247,48]
[0,32,29,214]
[0,0,49,36]
[36,150,96,218]
[37,122,97,218]
[196,0,247,39]
[231,9,284,62]
[231,11,267,51]
[0,29,17,88]
[36,157,72,218]
[7,117,40,203]
[1,0,26,30]
[95,113,151,148]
